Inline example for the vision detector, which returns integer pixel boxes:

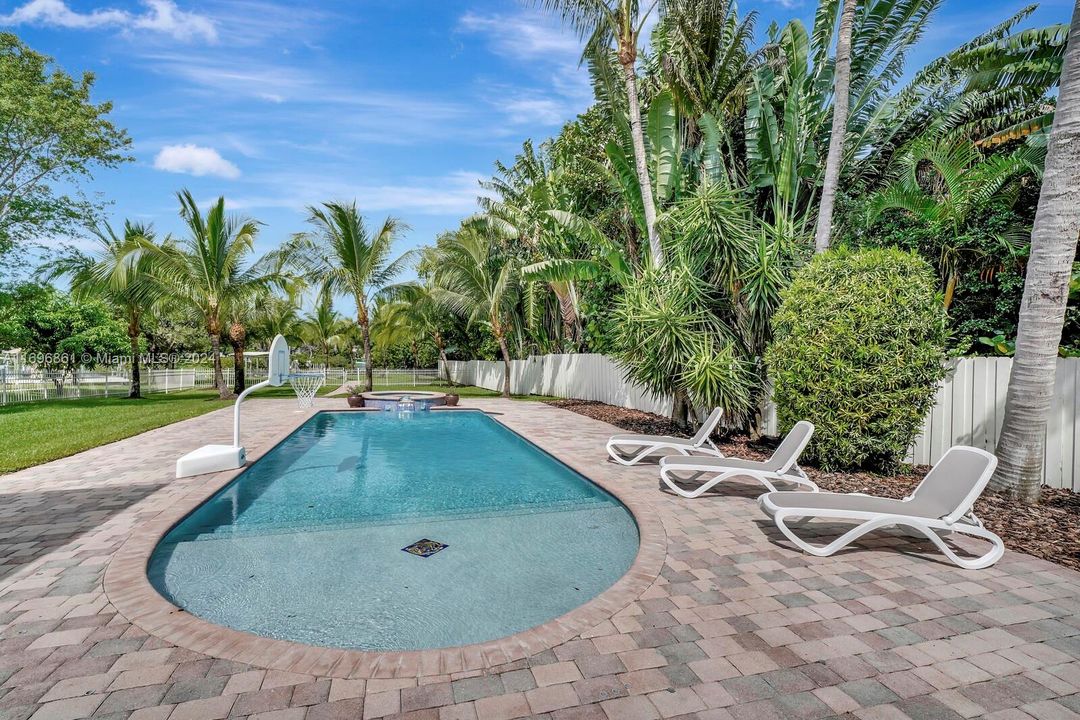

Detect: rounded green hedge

[765,247,947,470]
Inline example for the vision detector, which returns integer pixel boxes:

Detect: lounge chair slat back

[691,408,724,447]
[766,421,814,472]
[910,446,997,521]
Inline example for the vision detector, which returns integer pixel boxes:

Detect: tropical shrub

[766,248,948,470]
[611,265,753,426]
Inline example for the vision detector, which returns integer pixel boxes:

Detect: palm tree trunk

[128,326,141,399]
[990,0,1080,503]
[497,333,512,398]
[621,57,663,268]
[232,341,245,395]
[671,389,692,429]
[813,0,857,253]
[553,283,579,349]
[208,322,229,399]
[437,341,449,383]
[230,322,247,395]
[359,304,374,392]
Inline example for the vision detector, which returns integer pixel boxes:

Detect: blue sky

[2,0,1072,298]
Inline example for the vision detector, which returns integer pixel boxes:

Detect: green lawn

[0,381,550,474]
[0,390,231,473]
[0,383,338,473]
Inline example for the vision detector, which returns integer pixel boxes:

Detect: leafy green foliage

[0,33,131,265]
[611,265,752,423]
[766,248,948,469]
[0,284,128,389]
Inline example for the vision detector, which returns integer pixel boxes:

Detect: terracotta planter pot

[347,396,364,408]
[445,393,459,407]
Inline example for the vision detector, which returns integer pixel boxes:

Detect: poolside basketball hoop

[176,334,294,478]
[288,371,324,409]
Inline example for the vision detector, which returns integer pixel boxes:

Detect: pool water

[149,411,639,650]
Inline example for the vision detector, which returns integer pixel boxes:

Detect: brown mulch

[546,399,1080,572]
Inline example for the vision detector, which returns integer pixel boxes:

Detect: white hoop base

[176,444,245,478]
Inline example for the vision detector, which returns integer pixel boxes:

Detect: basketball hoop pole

[176,334,291,479]
[233,378,271,447]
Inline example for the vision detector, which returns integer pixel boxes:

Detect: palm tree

[480,140,583,348]
[378,278,455,380]
[223,290,276,395]
[291,202,410,391]
[533,0,664,267]
[301,288,348,369]
[248,292,302,348]
[139,190,279,398]
[991,0,1080,504]
[49,221,157,398]
[813,0,857,253]
[430,226,521,398]
[866,136,1044,308]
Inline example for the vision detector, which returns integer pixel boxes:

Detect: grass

[0,390,232,473]
[0,380,549,474]
[0,383,338,473]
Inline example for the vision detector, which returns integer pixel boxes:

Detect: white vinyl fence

[444,354,1080,490]
[0,365,441,406]
[444,354,673,416]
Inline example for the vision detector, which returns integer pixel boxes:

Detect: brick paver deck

[2,398,1079,720]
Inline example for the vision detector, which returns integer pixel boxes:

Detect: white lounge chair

[606,407,724,466]
[758,445,1004,570]
[660,421,818,496]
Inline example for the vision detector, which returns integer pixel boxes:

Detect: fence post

[1,368,6,406]
[105,369,109,397]
[165,369,169,394]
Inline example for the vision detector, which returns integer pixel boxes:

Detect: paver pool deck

[2,397,1080,720]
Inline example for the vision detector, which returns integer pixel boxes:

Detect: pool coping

[103,404,667,679]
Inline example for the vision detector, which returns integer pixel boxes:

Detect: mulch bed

[546,399,1080,572]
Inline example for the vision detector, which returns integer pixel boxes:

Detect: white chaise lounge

[758,445,1004,570]
[606,407,724,466]
[659,421,817,496]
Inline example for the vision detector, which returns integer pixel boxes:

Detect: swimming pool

[148,411,639,651]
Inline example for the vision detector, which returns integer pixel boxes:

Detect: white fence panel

[445,354,1080,490]
[442,354,671,415]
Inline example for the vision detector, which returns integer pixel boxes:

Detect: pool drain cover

[402,539,448,557]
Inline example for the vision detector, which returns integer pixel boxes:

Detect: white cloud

[0,0,217,42]
[457,11,582,62]
[502,96,573,126]
[130,0,216,42]
[226,171,491,216]
[153,144,241,179]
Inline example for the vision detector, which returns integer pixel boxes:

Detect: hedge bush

[765,248,947,470]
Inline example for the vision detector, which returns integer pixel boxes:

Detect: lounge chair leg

[773,512,1005,570]
[660,468,747,498]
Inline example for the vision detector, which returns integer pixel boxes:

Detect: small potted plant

[444,391,459,407]
[346,386,364,408]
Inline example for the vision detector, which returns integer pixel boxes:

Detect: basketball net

[288,372,324,408]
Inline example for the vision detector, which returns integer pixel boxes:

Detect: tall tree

[293,202,410,392]
[48,221,156,398]
[865,136,1044,308]
[534,0,664,267]
[378,279,455,380]
[139,190,278,398]
[301,288,348,369]
[480,140,584,348]
[0,33,130,265]
[430,226,522,398]
[990,0,1080,503]
[813,0,857,253]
